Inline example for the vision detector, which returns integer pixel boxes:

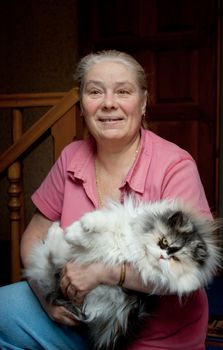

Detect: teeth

[100,118,121,122]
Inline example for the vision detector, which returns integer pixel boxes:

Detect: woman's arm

[60,260,158,306]
[20,211,52,268]
[21,212,79,326]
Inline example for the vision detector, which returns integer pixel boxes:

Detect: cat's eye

[159,237,169,249]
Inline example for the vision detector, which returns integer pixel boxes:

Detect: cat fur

[24,196,222,350]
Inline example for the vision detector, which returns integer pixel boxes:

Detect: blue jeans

[0,282,90,350]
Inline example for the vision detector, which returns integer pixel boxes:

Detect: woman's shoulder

[142,128,193,161]
[59,136,94,160]
[53,137,95,173]
[61,138,88,153]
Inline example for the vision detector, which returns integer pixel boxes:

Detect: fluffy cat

[24,196,222,350]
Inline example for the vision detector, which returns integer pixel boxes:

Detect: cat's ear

[168,211,184,227]
[168,211,192,231]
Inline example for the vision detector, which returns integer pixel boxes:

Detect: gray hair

[74,50,148,97]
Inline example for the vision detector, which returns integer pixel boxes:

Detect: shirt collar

[66,128,152,194]
[67,135,96,181]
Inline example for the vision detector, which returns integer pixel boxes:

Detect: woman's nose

[101,93,117,109]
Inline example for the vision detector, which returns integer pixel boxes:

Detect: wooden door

[77,0,219,212]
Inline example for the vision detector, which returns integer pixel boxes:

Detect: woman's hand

[28,279,80,327]
[42,300,79,327]
[60,261,108,305]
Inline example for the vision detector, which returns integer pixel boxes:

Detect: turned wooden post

[7,108,24,282]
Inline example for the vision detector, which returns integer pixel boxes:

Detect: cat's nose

[167,246,179,255]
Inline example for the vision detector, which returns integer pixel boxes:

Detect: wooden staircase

[0,89,83,282]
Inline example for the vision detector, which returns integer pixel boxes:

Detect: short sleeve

[31,152,67,221]
[161,157,212,218]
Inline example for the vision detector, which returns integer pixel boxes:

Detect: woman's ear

[79,101,84,117]
[141,91,148,116]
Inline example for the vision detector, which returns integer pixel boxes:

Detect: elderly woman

[0,50,211,350]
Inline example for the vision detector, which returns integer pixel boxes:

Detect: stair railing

[0,88,82,282]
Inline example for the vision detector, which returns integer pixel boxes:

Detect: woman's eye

[90,89,101,95]
[85,87,102,96]
[117,89,130,95]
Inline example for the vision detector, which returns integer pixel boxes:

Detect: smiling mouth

[98,117,123,122]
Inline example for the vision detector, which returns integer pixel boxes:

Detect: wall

[220,5,223,218]
[0,0,79,240]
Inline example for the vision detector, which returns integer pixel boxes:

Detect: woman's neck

[94,134,141,207]
[95,134,141,175]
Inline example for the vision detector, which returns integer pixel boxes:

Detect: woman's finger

[60,275,72,297]
[61,311,79,327]
[72,290,88,306]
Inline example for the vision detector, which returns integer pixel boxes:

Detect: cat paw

[65,221,82,243]
[80,211,107,233]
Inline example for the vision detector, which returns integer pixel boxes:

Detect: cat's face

[141,210,208,277]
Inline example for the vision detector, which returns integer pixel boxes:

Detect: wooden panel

[77,0,219,212]
[155,49,198,104]
[95,0,138,39]
[156,0,199,32]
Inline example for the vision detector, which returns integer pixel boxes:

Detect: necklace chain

[95,161,104,208]
[95,143,140,208]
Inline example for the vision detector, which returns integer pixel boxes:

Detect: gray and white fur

[24,196,222,350]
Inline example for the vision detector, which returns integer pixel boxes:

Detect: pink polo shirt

[32,128,211,350]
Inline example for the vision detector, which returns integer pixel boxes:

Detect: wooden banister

[0,88,81,283]
[0,88,79,173]
[0,92,66,107]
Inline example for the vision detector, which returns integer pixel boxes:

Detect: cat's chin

[158,258,170,271]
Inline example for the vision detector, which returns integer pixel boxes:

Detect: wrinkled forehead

[84,60,138,84]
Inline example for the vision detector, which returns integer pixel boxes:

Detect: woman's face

[81,61,147,144]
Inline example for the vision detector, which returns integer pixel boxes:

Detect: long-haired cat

[24,196,222,350]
